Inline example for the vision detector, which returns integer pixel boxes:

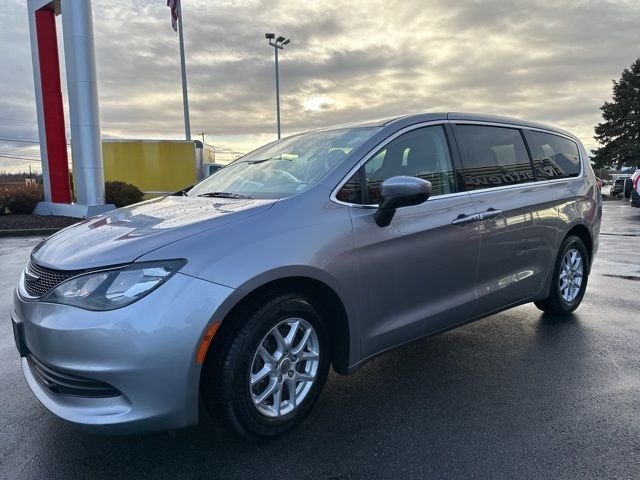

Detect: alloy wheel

[559,248,584,302]
[249,318,320,418]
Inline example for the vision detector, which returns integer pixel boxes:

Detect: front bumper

[12,272,235,434]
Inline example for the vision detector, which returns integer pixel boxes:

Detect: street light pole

[274,45,280,139]
[265,33,290,139]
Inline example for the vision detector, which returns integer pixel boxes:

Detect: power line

[0,152,40,159]
[0,154,41,162]
[1,135,242,154]
[0,157,40,163]
[0,149,41,158]
[0,137,72,146]
[0,137,40,144]
[204,142,246,155]
[0,117,38,124]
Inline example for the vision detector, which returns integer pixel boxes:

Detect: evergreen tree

[593,58,640,169]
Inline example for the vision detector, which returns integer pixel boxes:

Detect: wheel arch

[204,274,353,376]
[537,222,594,302]
[565,224,593,270]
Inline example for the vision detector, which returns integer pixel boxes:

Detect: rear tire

[201,293,330,440]
[623,178,633,199]
[535,235,590,315]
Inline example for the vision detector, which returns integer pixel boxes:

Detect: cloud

[1,0,639,172]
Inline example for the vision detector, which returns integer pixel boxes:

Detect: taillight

[634,176,640,192]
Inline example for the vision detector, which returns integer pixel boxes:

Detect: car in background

[631,170,640,207]
[610,178,625,197]
[204,163,226,177]
[623,176,635,199]
[173,165,227,195]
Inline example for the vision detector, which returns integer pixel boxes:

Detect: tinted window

[454,125,534,190]
[527,131,580,180]
[337,125,457,204]
[335,169,363,204]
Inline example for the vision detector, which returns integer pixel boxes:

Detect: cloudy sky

[1,0,639,172]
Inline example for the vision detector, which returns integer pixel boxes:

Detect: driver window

[336,125,457,205]
[364,125,457,204]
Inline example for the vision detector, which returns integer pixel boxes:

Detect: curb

[0,228,61,237]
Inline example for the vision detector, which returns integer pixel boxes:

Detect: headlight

[41,260,186,311]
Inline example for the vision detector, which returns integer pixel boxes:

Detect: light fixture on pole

[265,33,290,139]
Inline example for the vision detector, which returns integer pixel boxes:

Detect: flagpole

[177,0,191,141]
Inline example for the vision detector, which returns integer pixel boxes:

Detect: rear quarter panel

[558,142,601,256]
[537,140,601,300]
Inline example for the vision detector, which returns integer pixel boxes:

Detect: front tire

[535,235,590,315]
[201,293,330,440]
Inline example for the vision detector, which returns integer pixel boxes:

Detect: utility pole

[265,33,290,139]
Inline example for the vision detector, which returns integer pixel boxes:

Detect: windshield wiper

[244,157,292,164]
[245,158,271,164]
[197,192,253,199]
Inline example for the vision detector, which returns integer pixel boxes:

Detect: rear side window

[527,131,581,180]
[453,125,534,190]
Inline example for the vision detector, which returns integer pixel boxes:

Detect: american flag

[167,0,179,32]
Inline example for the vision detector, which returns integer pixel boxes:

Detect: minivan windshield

[188,127,380,199]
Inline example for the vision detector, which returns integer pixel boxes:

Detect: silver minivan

[12,113,601,439]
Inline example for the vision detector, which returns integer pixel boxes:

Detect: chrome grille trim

[23,260,86,298]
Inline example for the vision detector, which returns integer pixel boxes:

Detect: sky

[1,0,639,172]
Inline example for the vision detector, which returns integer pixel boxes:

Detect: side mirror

[374,176,431,227]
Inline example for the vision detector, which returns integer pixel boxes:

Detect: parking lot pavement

[594,200,640,279]
[1,202,639,480]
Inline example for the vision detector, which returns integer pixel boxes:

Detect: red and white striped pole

[29,1,71,204]
[28,0,113,217]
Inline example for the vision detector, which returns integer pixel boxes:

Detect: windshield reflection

[188,127,379,199]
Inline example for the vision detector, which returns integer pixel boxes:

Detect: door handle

[452,213,483,225]
[478,208,503,220]
[451,209,503,225]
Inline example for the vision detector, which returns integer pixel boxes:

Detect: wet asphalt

[0,200,639,479]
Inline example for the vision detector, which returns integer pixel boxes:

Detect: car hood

[31,195,276,270]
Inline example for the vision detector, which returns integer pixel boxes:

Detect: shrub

[0,187,10,211]
[105,181,144,208]
[3,184,43,214]
[0,187,10,214]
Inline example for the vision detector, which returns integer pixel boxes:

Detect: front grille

[27,353,120,398]
[23,260,85,298]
